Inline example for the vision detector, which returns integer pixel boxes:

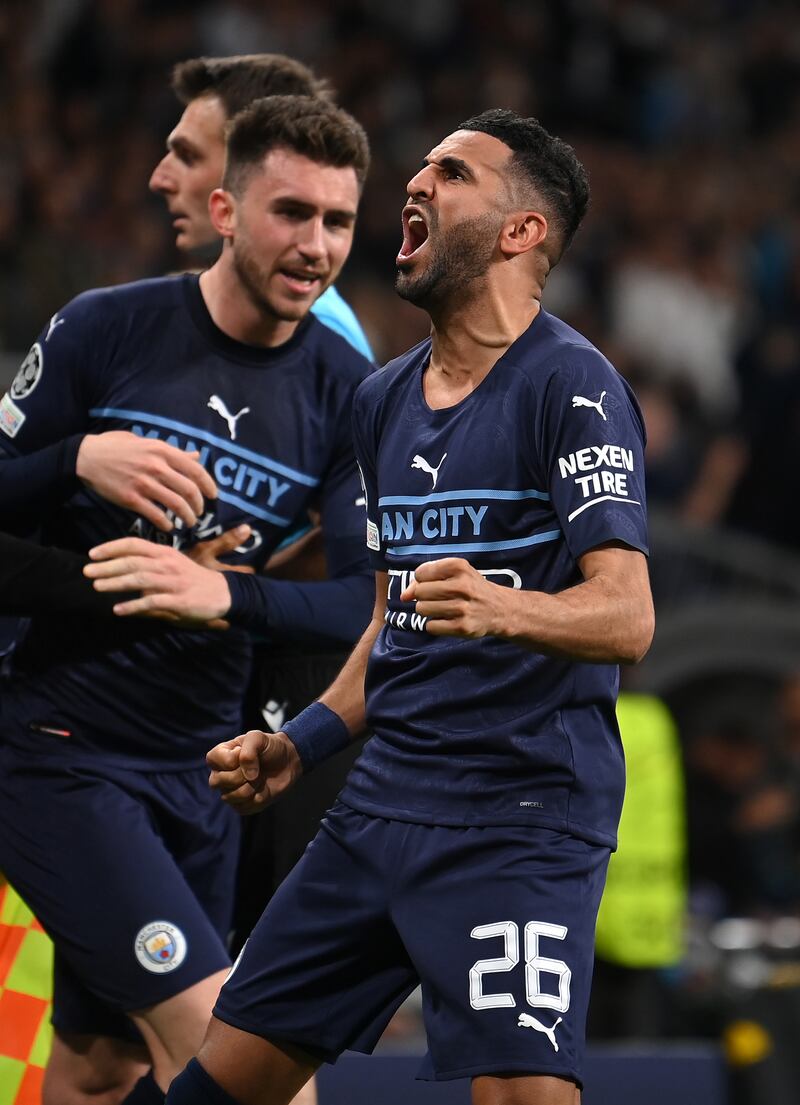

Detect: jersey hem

[572,532,649,560]
[337,795,618,849]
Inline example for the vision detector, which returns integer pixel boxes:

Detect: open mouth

[280,269,324,294]
[397,207,430,264]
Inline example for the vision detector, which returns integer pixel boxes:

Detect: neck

[427,277,541,392]
[199,251,300,348]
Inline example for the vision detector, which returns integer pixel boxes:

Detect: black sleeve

[0,435,84,515]
[223,568,373,645]
[0,532,122,617]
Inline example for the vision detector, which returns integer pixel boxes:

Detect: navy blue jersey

[341,309,648,847]
[0,274,371,766]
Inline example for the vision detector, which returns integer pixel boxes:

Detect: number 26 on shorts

[469,920,571,1012]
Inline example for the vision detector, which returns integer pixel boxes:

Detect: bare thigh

[287,1078,318,1105]
[472,1073,581,1105]
[129,967,230,1089]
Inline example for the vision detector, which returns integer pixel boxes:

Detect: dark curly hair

[459,108,589,262]
[224,95,370,194]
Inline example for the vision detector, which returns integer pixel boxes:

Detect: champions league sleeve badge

[11,343,44,401]
[0,342,43,437]
[134,920,188,973]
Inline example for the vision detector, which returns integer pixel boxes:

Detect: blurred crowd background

[3,0,800,544]
[4,0,800,1096]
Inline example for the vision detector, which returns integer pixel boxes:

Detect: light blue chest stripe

[275,522,314,549]
[378,487,550,506]
[88,408,319,487]
[387,529,561,556]
[217,491,290,527]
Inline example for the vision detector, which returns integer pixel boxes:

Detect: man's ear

[209,188,236,240]
[500,211,548,258]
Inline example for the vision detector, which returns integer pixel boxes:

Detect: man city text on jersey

[342,308,648,847]
[0,275,370,765]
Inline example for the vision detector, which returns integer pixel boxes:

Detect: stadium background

[2,1,800,1102]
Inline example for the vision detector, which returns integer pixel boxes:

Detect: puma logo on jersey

[411,452,447,489]
[208,395,250,440]
[46,314,64,342]
[517,1013,562,1051]
[571,391,606,420]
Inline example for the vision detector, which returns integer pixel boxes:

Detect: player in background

[150,53,371,359]
[0,96,372,1105]
[165,110,655,1105]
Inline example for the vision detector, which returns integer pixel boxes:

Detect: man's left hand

[84,537,236,624]
[400,557,506,638]
[185,524,254,573]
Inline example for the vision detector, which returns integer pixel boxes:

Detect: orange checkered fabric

[0,879,53,1105]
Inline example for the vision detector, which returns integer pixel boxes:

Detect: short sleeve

[538,351,649,560]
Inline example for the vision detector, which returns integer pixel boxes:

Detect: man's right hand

[76,430,217,532]
[207,730,303,814]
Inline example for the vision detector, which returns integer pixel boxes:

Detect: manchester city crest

[134,920,187,973]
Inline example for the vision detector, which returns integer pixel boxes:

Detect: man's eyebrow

[425,155,476,181]
[273,197,357,221]
[167,135,200,155]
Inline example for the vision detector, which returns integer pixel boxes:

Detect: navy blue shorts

[215,802,610,1085]
[0,743,238,1038]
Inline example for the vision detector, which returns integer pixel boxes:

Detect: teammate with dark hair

[172,55,333,118]
[458,108,589,258]
[150,54,370,358]
[0,95,372,1105]
[167,110,654,1105]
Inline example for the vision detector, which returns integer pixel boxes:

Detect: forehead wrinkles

[428,130,513,205]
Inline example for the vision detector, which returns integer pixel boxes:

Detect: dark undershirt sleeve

[0,531,125,617]
[223,568,373,645]
[0,435,84,515]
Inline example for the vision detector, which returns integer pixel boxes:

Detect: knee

[42,1074,140,1105]
[42,1033,148,1105]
